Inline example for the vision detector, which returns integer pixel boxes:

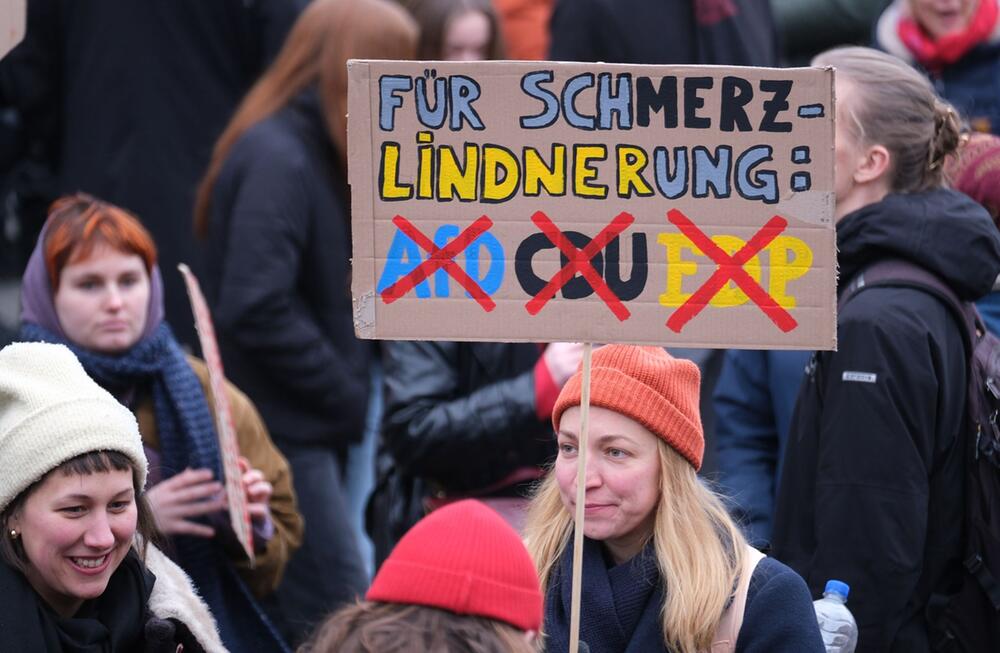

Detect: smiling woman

[0,342,224,651]
[17,193,304,651]
[523,345,825,653]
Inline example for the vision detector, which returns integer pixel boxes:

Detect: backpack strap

[839,257,979,356]
[849,261,1000,624]
[710,545,766,653]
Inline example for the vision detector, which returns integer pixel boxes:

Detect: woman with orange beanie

[524,345,823,653]
[299,499,541,652]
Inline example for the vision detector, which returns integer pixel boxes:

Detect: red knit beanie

[365,499,543,632]
[552,345,704,470]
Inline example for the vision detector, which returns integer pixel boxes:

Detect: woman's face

[909,0,978,40]
[555,405,661,563]
[54,244,150,354]
[443,9,491,61]
[9,468,137,617]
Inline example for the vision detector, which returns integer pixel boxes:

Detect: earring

[8,529,18,540]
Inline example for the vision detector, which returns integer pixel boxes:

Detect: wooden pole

[568,342,593,653]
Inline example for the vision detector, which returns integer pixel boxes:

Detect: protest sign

[0,0,24,61]
[348,60,836,349]
[178,264,254,565]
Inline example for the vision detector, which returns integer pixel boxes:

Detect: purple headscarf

[20,219,166,346]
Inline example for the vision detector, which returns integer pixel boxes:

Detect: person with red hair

[18,193,304,652]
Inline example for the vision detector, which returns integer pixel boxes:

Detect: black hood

[837,189,1000,301]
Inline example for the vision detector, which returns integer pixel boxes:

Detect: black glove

[144,616,207,653]
[143,616,179,653]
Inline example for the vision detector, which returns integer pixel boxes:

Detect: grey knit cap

[0,342,148,513]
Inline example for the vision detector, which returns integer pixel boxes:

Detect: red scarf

[898,0,999,72]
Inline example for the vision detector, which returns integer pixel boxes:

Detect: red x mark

[666,209,797,333]
[380,214,496,312]
[524,211,634,321]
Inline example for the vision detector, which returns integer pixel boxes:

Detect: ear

[854,143,891,185]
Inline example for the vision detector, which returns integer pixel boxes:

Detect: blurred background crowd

[2,1,1000,652]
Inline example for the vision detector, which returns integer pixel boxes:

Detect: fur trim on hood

[146,544,228,653]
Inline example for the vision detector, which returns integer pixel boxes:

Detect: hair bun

[930,101,962,170]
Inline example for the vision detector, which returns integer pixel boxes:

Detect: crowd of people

[2,0,1000,652]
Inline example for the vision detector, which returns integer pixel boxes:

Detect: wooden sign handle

[568,342,593,653]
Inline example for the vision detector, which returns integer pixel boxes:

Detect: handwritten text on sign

[348,61,836,349]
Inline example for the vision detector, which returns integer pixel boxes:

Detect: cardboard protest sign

[0,0,25,61]
[178,264,255,564]
[348,61,836,349]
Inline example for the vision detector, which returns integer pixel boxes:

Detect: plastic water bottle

[813,580,858,653]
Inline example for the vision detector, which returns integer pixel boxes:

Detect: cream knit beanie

[0,342,148,513]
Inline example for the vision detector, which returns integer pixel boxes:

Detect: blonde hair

[194,0,418,236]
[813,46,962,193]
[524,440,748,653]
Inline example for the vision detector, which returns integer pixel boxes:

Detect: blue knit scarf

[544,536,666,653]
[20,322,290,653]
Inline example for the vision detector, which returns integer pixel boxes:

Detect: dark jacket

[876,0,1000,135]
[372,341,554,559]
[713,349,811,549]
[548,0,778,66]
[0,0,303,348]
[0,547,227,653]
[772,0,889,65]
[543,537,824,652]
[203,89,370,452]
[771,189,1000,653]
[978,291,1000,336]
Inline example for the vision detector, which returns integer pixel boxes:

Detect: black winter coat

[202,89,370,452]
[771,190,1000,653]
[0,0,302,348]
[549,0,778,66]
[371,342,555,559]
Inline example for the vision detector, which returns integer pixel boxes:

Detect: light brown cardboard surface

[348,60,836,349]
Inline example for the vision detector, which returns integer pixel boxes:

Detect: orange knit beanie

[552,345,704,470]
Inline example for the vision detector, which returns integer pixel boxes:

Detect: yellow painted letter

[574,145,608,198]
[765,236,813,308]
[482,145,520,202]
[380,142,413,200]
[524,145,566,196]
[438,144,479,200]
[658,233,699,307]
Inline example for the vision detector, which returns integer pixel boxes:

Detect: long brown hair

[194,0,418,236]
[402,0,506,61]
[298,601,537,653]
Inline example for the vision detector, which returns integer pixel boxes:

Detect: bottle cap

[824,579,850,600]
